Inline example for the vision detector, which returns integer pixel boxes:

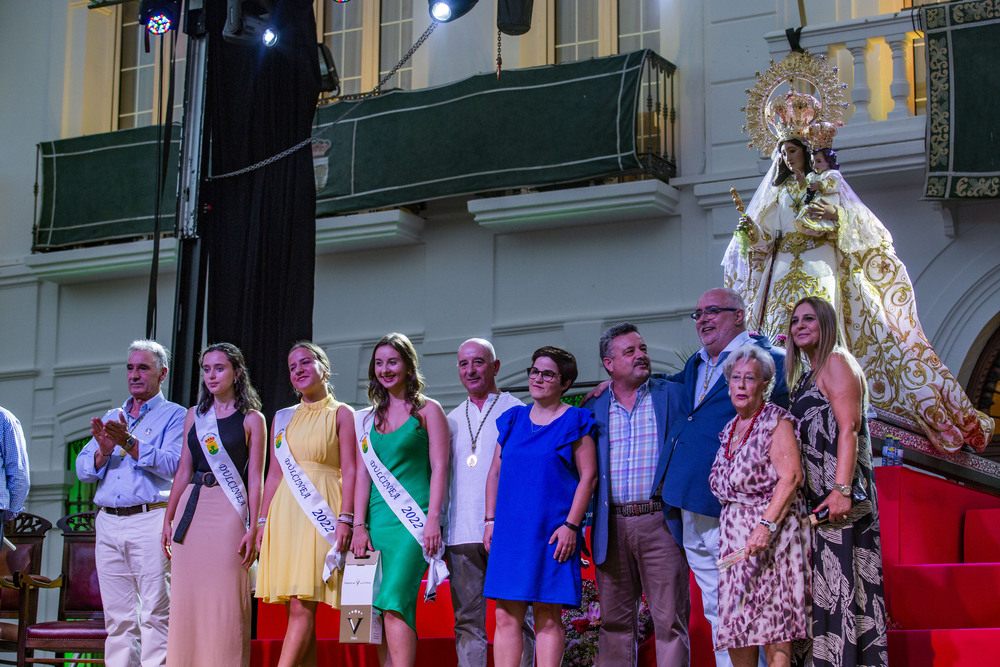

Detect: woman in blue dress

[484,346,598,667]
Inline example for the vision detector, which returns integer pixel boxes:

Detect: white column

[846,39,872,122]
[886,34,914,120]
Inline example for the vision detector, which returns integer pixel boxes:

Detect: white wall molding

[315,210,425,253]
[468,180,681,233]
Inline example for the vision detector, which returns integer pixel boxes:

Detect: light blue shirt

[75,392,185,508]
[0,407,31,520]
[695,331,752,406]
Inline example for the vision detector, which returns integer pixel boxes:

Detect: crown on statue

[767,90,820,143]
[741,51,848,152]
[805,120,841,150]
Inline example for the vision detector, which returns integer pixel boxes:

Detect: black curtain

[203,0,319,419]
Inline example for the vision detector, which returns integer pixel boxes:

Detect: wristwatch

[123,435,138,452]
[759,518,778,533]
[833,483,852,497]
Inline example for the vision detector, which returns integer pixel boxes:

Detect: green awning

[33,51,672,251]
[313,50,653,216]
[34,125,180,252]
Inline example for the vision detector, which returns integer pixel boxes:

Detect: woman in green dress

[351,332,450,667]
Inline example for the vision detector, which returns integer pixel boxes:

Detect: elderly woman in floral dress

[709,343,811,667]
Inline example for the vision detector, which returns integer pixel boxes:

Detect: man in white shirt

[76,340,185,666]
[445,338,534,667]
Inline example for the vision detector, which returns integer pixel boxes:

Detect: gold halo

[741,51,849,152]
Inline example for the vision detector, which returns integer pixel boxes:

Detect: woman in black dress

[786,296,887,667]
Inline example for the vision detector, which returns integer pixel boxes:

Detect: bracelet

[484,519,494,526]
[337,518,354,527]
[256,517,267,526]
[563,520,580,531]
[484,516,495,522]
[833,483,852,498]
[354,522,367,530]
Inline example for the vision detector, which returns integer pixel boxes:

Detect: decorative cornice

[0,369,40,382]
[468,180,680,233]
[315,210,425,254]
[22,238,177,286]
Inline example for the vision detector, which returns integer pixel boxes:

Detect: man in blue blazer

[650,288,788,667]
[583,323,690,667]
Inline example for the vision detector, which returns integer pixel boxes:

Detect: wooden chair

[0,513,53,665]
[17,512,105,665]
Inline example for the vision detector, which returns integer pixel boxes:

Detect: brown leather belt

[613,499,663,517]
[101,501,168,517]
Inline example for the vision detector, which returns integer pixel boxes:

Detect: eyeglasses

[526,367,560,382]
[690,306,739,320]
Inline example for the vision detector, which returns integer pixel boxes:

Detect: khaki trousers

[96,508,171,666]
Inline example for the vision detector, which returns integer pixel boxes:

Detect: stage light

[139,0,181,34]
[428,0,479,23]
[147,14,173,34]
[223,0,277,47]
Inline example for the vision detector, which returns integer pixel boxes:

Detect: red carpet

[879,466,1000,666]
[251,467,1000,666]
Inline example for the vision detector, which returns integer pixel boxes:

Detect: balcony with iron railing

[466,49,681,234]
[25,50,680,278]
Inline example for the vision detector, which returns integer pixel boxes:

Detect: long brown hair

[773,138,813,186]
[367,333,426,431]
[196,342,261,416]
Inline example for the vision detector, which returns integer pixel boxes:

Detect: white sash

[193,406,250,528]
[355,407,449,601]
[272,406,345,583]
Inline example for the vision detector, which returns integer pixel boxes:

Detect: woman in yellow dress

[256,341,357,666]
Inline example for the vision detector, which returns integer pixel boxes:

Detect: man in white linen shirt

[445,338,534,667]
[76,340,185,666]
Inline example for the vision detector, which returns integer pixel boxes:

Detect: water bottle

[882,436,897,466]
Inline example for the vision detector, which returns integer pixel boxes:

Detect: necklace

[699,356,721,403]
[725,402,766,459]
[464,394,500,468]
[784,180,808,213]
[529,406,560,434]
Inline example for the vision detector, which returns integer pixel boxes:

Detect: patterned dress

[709,403,811,651]
[791,374,888,667]
[723,165,992,453]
